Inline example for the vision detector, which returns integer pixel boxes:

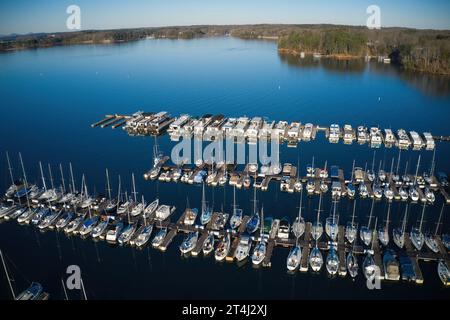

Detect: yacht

[292,188,305,238]
[251,240,266,265]
[363,248,377,282]
[424,188,435,204]
[6,206,27,221]
[64,214,85,234]
[409,186,419,202]
[442,234,450,251]
[325,200,339,242]
[15,282,45,301]
[378,203,391,246]
[383,249,400,281]
[306,178,315,195]
[347,242,359,278]
[91,219,109,239]
[202,233,215,255]
[234,235,251,262]
[154,204,175,221]
[309,245,323,272]
[399,187,408,201]
[246,210,260,235]
[437,260,450,286]
[425,204,444,253]
[131,201,145,217]
[152,227,167,248]
[393,204,408,249]
[326,245,339,276]
[360,200,375,246]
[357,126,368,143]
[38,210,61,230]
[117,201,131,215]
[105,221,124,243]
[134,224,154,247]
[17,208,38,224]
[179,231,198,254]
[118,223,138,245]
[359,183,368,198]
[143,198,159,218]
[345,200,358,244]
[311,193,323,241]
[372,182,382,199]
[215,233,231,261]
[286,245,302,271]
[78,216,99,236]
[184,207,198,226]
[200,183,212,225]
[31,208,49,226]
[384,185,394,200]
[410,205,426,251]
[347,183,355,198]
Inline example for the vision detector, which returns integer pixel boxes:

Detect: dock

[299,222,312,272]
[159,229,177,252]
[262,240,275,267]
[191,232,209,257]
[337,226,347,276]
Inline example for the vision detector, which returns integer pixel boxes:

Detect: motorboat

[105,221,124,243]
[152,227,168,248]
[118,223,138,245]
[251,240,266,265]
[234,235,251,262]
[179,231,198,254]
[215,233,231,261]
[15,282,44,300]
[383,249,400,281]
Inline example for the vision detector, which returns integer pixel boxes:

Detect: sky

[0,0,449,35]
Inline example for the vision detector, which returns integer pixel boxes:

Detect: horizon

[1,0,449,35]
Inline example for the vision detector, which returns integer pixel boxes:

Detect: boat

[345,200,358,244]
[372,182,382,199]
[286,245,301,271]
[383,249,400,281]
[64,214,85,234]
[17,208,38,224]
[325,199,339,242]
[326,245,339,276]
[360,199,375,246]
[359,182,368,197]
[117,200,131,215]
[184,206,198,226]
[143,198,159,218]
[443,234,450,250]
[6,206,27,221]
[363,220,378,282]
[424,188,435,204]
[410,204,426,251]
[31,208,50,225]
[347,239,359,278]
[399,187,408,200]
[202,232,215,255]
[437,260,450,286]
[180,231,198,254]
[154,204,175,221]
[118,223,138,245]
[251,240,266,265]
[234,234,251,262]
[229,187,243,229]
[378,203,391,246]
[292,188,305,238]
[306,178,315,194]
[105,221,124,243]
[215,233,231,261]
[309,245,323,272]
[425,203,444,253]
[393,204,408,249]
[38,209,61,230]
[91,219,109,238]
[78,216,99,236]
[0,204,16,219]
[311,193,323,241]
[134,224,154,247]
[199,183,212,225]
[15,282,45,301]
[152,227,167,248]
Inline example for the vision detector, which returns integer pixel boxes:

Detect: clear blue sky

[0,0,449,35]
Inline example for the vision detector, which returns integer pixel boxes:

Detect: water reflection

[278,52,450,96]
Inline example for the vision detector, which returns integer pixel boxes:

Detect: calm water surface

[0,37,449,299]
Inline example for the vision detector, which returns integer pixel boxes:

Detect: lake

[0,37,449,299]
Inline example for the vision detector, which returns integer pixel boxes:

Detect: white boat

[234,235,251,262]
[425,204,444,253]
[251,240,266,265]
[359,183,368,197]
[199,183,212,225]
[393,204,408,249]
[78,216,99,236]
[437,260,450,286]
[154,204,175,221]
[17,208,38,224]
[152,227,167,248]
[410,204,426,251]
[118,223,138,245]
[292,188,305,238]
[184,207,198,226]
[180,231,198,254]
[143,198,159,218]
[91,219,109,238]
[134,224,154,247]
[378,203,391,246]
[309,246,323,272]
[347,245,358,278]
[399,187,408,200]
[38,210,61,230]
[424,188,435,204]
[105,221,124,243]
[311,193,323,241]
[215,233,231,261]
[325,200,339,242]
[326,245,339,276]
[202,233,215,255]
[286,245,301,271]
[360,200,375,246]
[64,214,85,234]
[345,200,358,244]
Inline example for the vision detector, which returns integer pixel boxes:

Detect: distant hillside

[1,24,449,75]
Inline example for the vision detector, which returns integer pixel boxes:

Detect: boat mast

[80,277,88,300]
[371,217,378,251]
[413,155,421,186]
[48,163,55,190]
[0,249,15,299]
[117,175,122,204]
[105,168,112,200]
[350,159,355,181]
[396,149,401,175]
[385,202,391,238]
[418,204,426,233]
[59,164,66,194]
[201,182,206,214]
[19,153,31,209]
[316,192,323,225]
[429,148,436,177]
[132,173,137,203]
[252,185,257,215]
[142,195,146,227]
[260,205,264,238]
[371,151,376,172]
[351,199,356,225]
[69,162,76,194]
[401,203,408,237]
[389,157,395,176]
[5,151,14,186]
[367,199,375,229]
[435,203,444,236]
[39,161,47,191]
[298,187,303,221]
[61,278,69,300]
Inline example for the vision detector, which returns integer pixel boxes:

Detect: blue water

[0,37,449,299]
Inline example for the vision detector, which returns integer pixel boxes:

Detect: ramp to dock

[337,226,347,276]
[300,222,312,272]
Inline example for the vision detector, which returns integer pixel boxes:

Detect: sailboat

[202,232,215,255]
[215,233,231,261]
[151,226,167,248]
[347,160,356,198]
[437,260,450,286]
[346,227,359,278]
[410,204,426,251]
[409,155,421,202]
[251,206,266,265]
[246,188,260,234]
[326,244,339,276]
[294,158,302,192]
[286,244,302,271]
[363,218,378,281]
[325,199,339,242]
[144,198,159,218]
[378,202,391,246]
[104,169,117,213]
[345,199,358,244]
[229,186,243,229]
[309,243,323,272]
[180,231,199,254]
[360,199,375,246]
[130,173,144,216]
[424,203,444,253]
[311,192,323,241]
[393,203,408,249]
[200,183,212,225]
[292,187,305,238]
